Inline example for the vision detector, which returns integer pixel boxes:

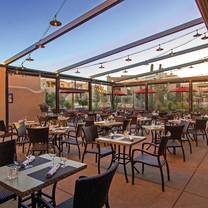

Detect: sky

[0,0,206,80]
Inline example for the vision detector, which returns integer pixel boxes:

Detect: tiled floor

[1,135,208,208]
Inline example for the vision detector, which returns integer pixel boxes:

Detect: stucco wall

[9,74,45,122]
[0,66,6,122]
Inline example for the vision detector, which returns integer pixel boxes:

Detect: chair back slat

[76,123,84,138]
[83,126,98,143]
[165,125,184,140]
[73,162,118,208]
[123,119,131,132]
[158,136,169,156]
[0,140,16,166]
[195,119,207,130]
[0,120,7,132]
[27,127,49,144]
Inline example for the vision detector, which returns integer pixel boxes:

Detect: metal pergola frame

[3,0,208,126]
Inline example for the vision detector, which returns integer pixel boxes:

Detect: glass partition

[148,82,189,112]
[92,84,112,111]
[193,82,208,112]
[59,79,89,111]
[132,85,145,110]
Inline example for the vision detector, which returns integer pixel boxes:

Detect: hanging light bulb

[193,29,202,37]
[201,33,208,40]
[50,15,62,26]
[21,63,24,70]
[26,54,34,61]
[125,55,132,62]
[36,43,45,48]
[75,69,80,73]
[156,44,163,51]
[169,49,174,56]
[99,63,105,69]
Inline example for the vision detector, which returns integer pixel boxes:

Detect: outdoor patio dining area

[1,0,208,207]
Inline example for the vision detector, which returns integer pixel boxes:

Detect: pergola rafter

[3,0,123,65]
[91,42,208,78]
[116,57,208,83]
[57,18,203,74]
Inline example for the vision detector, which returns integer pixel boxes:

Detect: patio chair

[131,136,170,192]
[82,126,114,174]
[62,123,84,159]
[129,116,138,134]
[0,120,13,142]
[189,119,208,146]
[165,125,186,161]
[0,140,16,204]
[27,127,49,155]
[39,162,118,208]
[180,120,192,154]
[13,122,29,153]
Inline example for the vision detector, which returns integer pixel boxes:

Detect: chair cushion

[133,154,166,167]
[87,146,114,157]
[57,198,73,208]
[0,186,16,204]
[167,139,181,147]
[64,138,82,145]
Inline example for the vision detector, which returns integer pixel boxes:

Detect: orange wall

[9,75,45,122]
[0,66,6,122]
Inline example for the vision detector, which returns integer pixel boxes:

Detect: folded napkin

[21,156,35,168]
[47,164,61,178]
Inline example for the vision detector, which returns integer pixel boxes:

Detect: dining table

[96,134,146,183]
[142,124,164,144]
[0,154,87,208]
[49,126,71,156]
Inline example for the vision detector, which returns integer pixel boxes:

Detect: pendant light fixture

[26,54,34,61]
[50,15,62,27]
[99,63,105,69]
[201,33,208,40]
[169,49,174,56]
[193,29,202,38]
[36,43,45,48]
[189,65,194,68]
[125,55,132,62]
[123,69,128,73]
[75,68,80,73]
[156,44,163,51]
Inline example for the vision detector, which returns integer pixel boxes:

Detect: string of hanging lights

[72,26,205,73]
[21,0,68,69]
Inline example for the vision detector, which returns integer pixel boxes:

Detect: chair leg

[141,163,144,174]
[165,161,170,181]
[159,165,165,192]
[131,162,135,185]
[68,144,70,153]
[81,144,87,163]
[194,132,198,146]
[98,155,101,174]
[77,144,81,160]
[186,136,192,154]
[181,144,186,162]
[204,130,208,146]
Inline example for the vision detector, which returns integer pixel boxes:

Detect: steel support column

[145,84,148,111]
[189,80,193,113]
[55,76,60,113]
[88,82,92,111]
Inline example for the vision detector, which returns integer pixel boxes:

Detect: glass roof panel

[1,0,202,81]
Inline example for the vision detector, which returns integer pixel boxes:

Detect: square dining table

[0,154,87,208]
[96,134,146,183]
